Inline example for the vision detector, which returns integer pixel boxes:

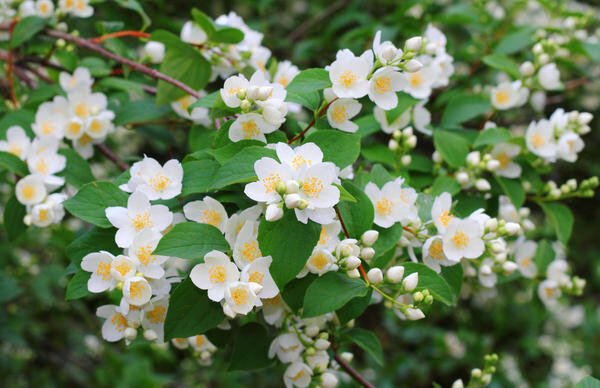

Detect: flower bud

[143,41,165,64]
[405,135,417,148]
[456,172,469,185]
[125,327,137,342]
[305,347,316,356]
[578,112,593,125]
[285,193,301,209]
[538,53,550,65]
[262,102,287,125]
[143,329,158,341]
[257,86,274,100]
[425,42,437,55]
[240,99,251,111]
[413,291,424,303]
[405,59,423,73]
[451,379,465,388]
[388,139,398,151]
[519,61,534,76]
[361,247,375,261]
[340,352,354,363]
[480,264,492,276]
[345,255,361,269]
[502,261,518,275]
[405,36,422,51]
[361,230,379,246]
[485,218,498,232]
[401,155,412,166]
[246,86,259,100]
[285,180,299,194]
[298,199,309,210]
[222,303,236,318]
[467,151,480,166]
[315,338,331,350]
[475,178,491,191]
[486,159,500,171]
[403,126,413,137]
[236,89,247,100]
[387,266,405,283]
[321,372,339,388]
[305,325,320,338]
[505,222,521,235]
[432,151,442,163]
[403,272,418,291]
[367,268,383,284]
[382,45,397,62]
[405,308,425,320]
[265,204,283,222]
[347,268,360,278]
[533,43,543,54]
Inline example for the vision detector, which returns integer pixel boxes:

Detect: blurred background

[1,0,599,387]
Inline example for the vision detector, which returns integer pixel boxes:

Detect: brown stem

[6,19,18,106]
[0,49,36,88]
[478,110,496,131]
[288,98,338,144]
[333,351,375,388]
[43,29,202,99]
[96,143,129,171]
[335,206,350,238]
[91,30,150,44]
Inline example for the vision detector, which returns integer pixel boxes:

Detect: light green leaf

[370,223,403,262]
[333,183,357,203]
[539,202,574,245]
[343,328,384,366]
[63,182,129,228]
[473,126,512,147]
[441,94,491,126]
[433,129,470,168]
[286,68,331,94]
[113,99,171,126]
[430,175,461,196]
[494,26,535,55]
[576,376,600,388]
[303,272,368,318]
[495,176,525,208]
[115,0,151,29]
[385,92,419,123]
[0,151,29,176]
[66,227,120,266]
[483,53,520,78]
[154,222,229,259]
[336,181,374,238]
[58,149,95,189]
[304,130,360,168]
[361,144,396,168]
[212,26,244,44]
[400,263,456,306]
[11,16,47,47]
[191,8,216,36]
[285,90,321,111]
[65,270,91,300]
[210,146,277,190]
[181,159,220,196]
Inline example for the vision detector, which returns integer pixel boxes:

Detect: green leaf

[210,146,277,190]
[441,94,491,126]
[336,289,372,326]
[164,277,225,341]
[336,181,374,237]
[188,91,219,111]
[539,202,574,245]
[285,90,321,111]
[582,42,600,62]
[483,53,520,78]
[361,144,397,168]
[343,328,384,366]
[113,99,171,126]
[0,151,29,176]
[0,274,22,303]
[229,323,273,371]
[433,129,470,168]
[212,26,244,44]
[304,130,360,168]
[494,26,535,55]
[495,176,525,208]
[95,77,145,97]
[66,227,120,266]
[0,109,35,137]
[473,126,512,147]
[181,159,220,196]
[80,57,111,77]
[281,275,317,313]
[65,270,91,300]
[385,92,419,123]
[286,69,331,94]
[258,211,321,289]
[58,149,95,189]
[154,222,229,259]
[11,16,47,47]
[333,183,357,203]
[533,240,555,273]
[371,224,403,262]
[115,0,151,29]
[369,164,395,187]
[576,376,600,388]
[151,30,211,105]
[207,140,265,164]
[400,263,456,306]
[355,115,379,137]
[3,195,26,241]
[430,175,461,196]
[441,264,463,298]
[191,8,216,36]
[303,272,368,318]
[63,182,129,228]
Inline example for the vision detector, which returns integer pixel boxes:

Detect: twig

[91,30,150,44]
[96,143,129,171]
[6,19,18,106]
[288,98,338,144]
[0,49,36,88]
[333,351,375,388]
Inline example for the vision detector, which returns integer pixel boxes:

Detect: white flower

[413,100,432,135]
[557,132,583,162]
[59,0,93,17]
[120,157,183,200]
[316,222,341,251]
[425,24,447,54]
[26,144,66,190]
[15,174,47,205]
[127,230,169,279]
[143,41,165,64]
[240,256,279,298]
[0,126,30,160]
[224,281,261,315]
[109,255,137,282]
[245,157,292,204]
[294,163,340,225]
[373,30,401,64]
[490,81,528,110]
[35,0,54,18]
[374,106,410,134]
[249,46,271,74]
[276,142,324,175]
[274,60,300,88]
[190,250,239,302]
[269,333,305,363]
[232,221,263,268]
[123,276,152,306]
[59,67,93,93]
[365,178,418,228]
[305,248,337,276]
[538,279,561,306]
[220,74,250,108]
[307,349,329,371]
[141,296,169,342]
[68,92,108,119]
[30,193,67,227]
[478,258,497,288]
[326,49,373,98]
[431,52,454,88]
[229,113,278,143]
[547,259,569,284]
[188,334,217,352]
[32,102,66,139]
[525,119,557,161]
[393,293,414,320]
[514,239,537,278]
[19,1,36,17]
[423,236,457,272]
[96,304,128,342]
[224,205,262,247]
[105,191,173,248]
[180,21,207,45]
[184,196,229,232]
[368,67,406,110]
[442,218,485,261]
[399,65,439,99]
[538,63,561,90]
[259,98,288,127]
[431,192,454,233]
[81,251,118,292]
[171,93,211,126]
[326,98,362,133]
[490,143,521,178]
[63,116,85,140]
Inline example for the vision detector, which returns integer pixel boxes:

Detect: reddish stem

[96,144,129,171]
[333,352,375,388]
[288,98,338,144]
[91,30,150,44]
[6,19,18,106]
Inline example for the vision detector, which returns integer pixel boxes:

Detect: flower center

[318,226,329,245]
[96,262,111,280]
[439,210,453,227]
[531,134,545,148]
[310,253,329,270]
[35,158,49,175]
[38,208,49,222]
[496,152,511,168]
[68,121,82,136]
[201,209,221,227]
[242,120,261,138]
[196,335,206,346]
[79,133,93,146]
[262,173,281,193]
[132,212,153,231]
[75,103,90,118]
[209,265,226,283]
[88,119,103,134]
[292,155,310,169]
[331,104,348,124]
[242,241,261,262]
[21,184,36,200]
[178,95,193,111]
[8,144,22,156]
[129,281,145,299]
[495,90,509,104]
[115,262,131,277]
[248,271,265,284]
[231,288,248,306]
[429,240,444,261]
[41,122,56,135]
[302,177,324,198]
[339,70,357,87]
[410,72,423,87]
[150,174,170,192]
[278,77,288,87]
[111,313,128,332]
[136,245,155,266]
[147,305,166,324]
[374,75,392,94]
[451,231,469,249]
[375,197,393,216]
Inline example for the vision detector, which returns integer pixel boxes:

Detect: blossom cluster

[18,0,93,19]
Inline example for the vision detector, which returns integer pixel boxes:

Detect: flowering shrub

[0,1,599,387]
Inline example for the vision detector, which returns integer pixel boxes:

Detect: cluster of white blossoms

[525,108,592,163]
[80,157,185,344]
[245,142,340,224]
[18,0,93,19]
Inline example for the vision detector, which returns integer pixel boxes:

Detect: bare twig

[96,143,129,171]
[6,19,18,106]
[288,98,338,144]
[91,30,150,44]
[333,351,375,388]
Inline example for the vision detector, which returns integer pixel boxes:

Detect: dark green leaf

[441,94,491,126]
[210,146,277,190]
[63,182,129,228]
[303,272,368,318]
[113,99,171,126]
[433,129,469,168]
[400,263,456,306]
[3,195,26,241]
[385,92,418,123]
[336,181,374,237]
[430,175,461,196]
[473,126,512,147]
[281,275,317,313]
[11,16,47,47]
[336,289,372,326]
[65,270,91,300]
[286,68,331,94]
[483,53,520,78]
[539,202,574,245]
[154,222,229,259]
[181,159,220,196]
[0,151,29,176]
[58,149,95,189]
[534,240,555,273]
[495,176,525,208]
[66,227,120,266]
[343,328,384,366]
[229,323,273,371]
